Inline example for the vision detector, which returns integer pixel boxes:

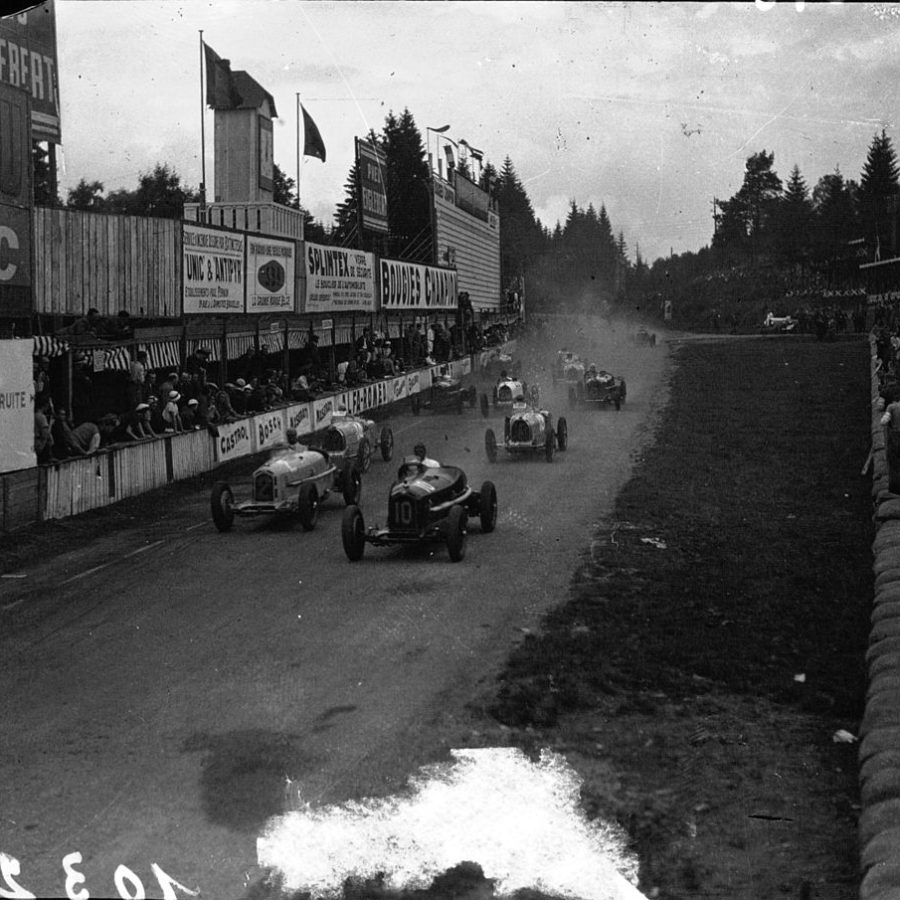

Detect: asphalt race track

[0,318,670,900]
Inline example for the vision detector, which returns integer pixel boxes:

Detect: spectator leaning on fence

[162,391,183,433]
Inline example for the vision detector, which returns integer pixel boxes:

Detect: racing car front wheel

[446,505,468,562]
[211,482,235,532]
[342,505,366,561]
[298,483,319,531]
[467,386,478,408]
[357,437,372,473]
[380,427,394,461]
[485,428,498,463]
[479,481,498,533]
[556,417,568,451]
[342,461,362,506]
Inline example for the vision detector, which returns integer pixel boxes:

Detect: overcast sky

[51,1,900,265]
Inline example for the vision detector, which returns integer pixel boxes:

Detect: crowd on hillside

[33,315,519,465]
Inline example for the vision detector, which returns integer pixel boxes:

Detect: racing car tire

[446,505,467,562]
[485,428,498,463]
[211,482,235,532]
[456,391,464,414]
[480,393,490,418]
[342,460,362,505]
[503,417,510,442]
[410,394,421,416]
[479,481,498,533]
[545,431,555,463]
[615,397,621,411]
[298,482,319,531]
[342,505,366,561]
[556,417,568,451]
[467,386,478,407]
[380,427,394,461]
[358,437,372,473]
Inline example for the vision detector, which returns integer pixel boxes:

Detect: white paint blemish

[257,747,646,899]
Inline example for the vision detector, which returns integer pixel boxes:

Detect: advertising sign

[247,236,295,313]
[338,380,391,416]
[313,396,334,430]
[254,409,285,452]
[389,374,408,403]
[258,115,273,192]
[0,1,61,143]
[182,224,245,315]
[356,138,388,234]
[215,419,253,463]
[379,259,458,310]
[0,339,35,472]
[304,242,376,312]
[285,402,312,437]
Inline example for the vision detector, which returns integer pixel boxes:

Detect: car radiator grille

[510,420,531,442]
[498,387,512,402]
[254,472,275,502]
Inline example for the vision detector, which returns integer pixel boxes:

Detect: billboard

[0,1,61,143]
[0,339,35,472]
[379,258,458,310]
[247,235,295,313]
[304,242,376,312]
[182,223,245,315]
[356,138,388,234]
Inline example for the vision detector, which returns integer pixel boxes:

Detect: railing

[184,202,305,241]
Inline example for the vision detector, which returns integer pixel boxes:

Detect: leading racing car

[341,456,497,562]
[211,432,362,533]
[484,401,568,463]
[570,365,626,410]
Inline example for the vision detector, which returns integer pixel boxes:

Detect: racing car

[552,350,586,387]
[309,408,393,473]
[410,368,479,416]
[761,312,798,333]
[210,436,362,533]
[481,348,521,381]
[341,458,498,562]
[484,401,568,463]
[570,365,626,410]
[633,326,657,347]
[491,371,529,409]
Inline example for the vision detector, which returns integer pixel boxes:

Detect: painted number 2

[0,852,198,900]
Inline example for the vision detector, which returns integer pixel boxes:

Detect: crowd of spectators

[32,315,520,464]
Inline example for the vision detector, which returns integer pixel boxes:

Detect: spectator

[147,395,166,434]
[144,371,159,402]
[123,403,155,441]
[34,396,54,464]
[181,398,200,431]
[127,351,149,409]
[59,307,102,336]
[185,346,212,379]
[229,381,248,415]
[194,388,211,427]
[162,390,183,433]
[33,355,51,405]
[246,379,267,414]
[212,383,239,423]
[53,407,101,456]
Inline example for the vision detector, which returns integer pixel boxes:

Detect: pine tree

[383,108,431,262]
[859,129,900,257]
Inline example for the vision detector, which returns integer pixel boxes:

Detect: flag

[459,139,483,162]
[444,144,455,170]
[204,42,241,109]
[427,124,451,133]
[302,104,326,162]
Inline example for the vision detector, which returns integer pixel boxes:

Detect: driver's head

[286,428,298,445]
[414,442,427,460]
[500,369,508,379]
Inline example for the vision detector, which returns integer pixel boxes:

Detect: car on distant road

[570,366,626,410]
[211,439,362,533]
[761,312,798,333]
[341,458,497,562]
[632,326,657,347]
[485,401,568,463]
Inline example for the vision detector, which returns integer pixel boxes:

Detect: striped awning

[186,338,221,362]
[103,346,131,371]
[313,326,333,348]
[226,333,255,358]
[288,331,309,350]
[335,324,354,345]
[33,336,70,358]
[140,340,181,372]
[259,331,285,354]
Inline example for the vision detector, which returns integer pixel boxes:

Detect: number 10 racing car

[484,402,568,463]
[341,458,497,562]
[211,441,362,533]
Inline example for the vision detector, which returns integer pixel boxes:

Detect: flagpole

[296,93,301,209]
[199,30,207,216]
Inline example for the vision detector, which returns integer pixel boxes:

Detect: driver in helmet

[414,442,441,468]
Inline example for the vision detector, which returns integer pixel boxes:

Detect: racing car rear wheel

[556,417,568,451]
[211,482,235,532]
[479,481,498,533]
[480,393,490,418]
[357,437,372,473]
[485,428,498,463]
[342,505,366,561]
[410,394,421,416]
[467,386,478,407]
[446,505,468,562]
[298,482,319,531]
[545,431,555,462]
[380,427,394,461]
[614,397,621,411]
[342,460,362,506]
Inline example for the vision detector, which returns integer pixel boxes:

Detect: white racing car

[485,401,568,463]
